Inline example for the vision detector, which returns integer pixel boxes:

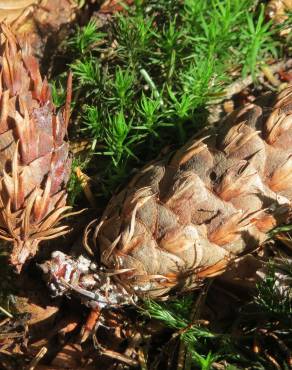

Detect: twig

[0,317,10,327]
[264,350,281,370]
[190,280,213,322]
[276,233,292,250]
[176,340,186,370]
[265,332,292,367]
[212,363,226,370]
[261,64,280,86]
[137,347,148,370]
[208,59,292,124]
[124,331,142,358]
[0,331,26,339]
[225,59,292,99]
[27,347,47,370]
[64,71,73,130]
[176,282,212,370]
[99,345,139,367]
[0,305,13,318]
[80,307,101,343]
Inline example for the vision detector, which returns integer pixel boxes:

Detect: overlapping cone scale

[0,1,78,58]
[0,24,72,271]
[95,84,292,299]
[0,1,38,24]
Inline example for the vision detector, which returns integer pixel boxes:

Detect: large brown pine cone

[41,85,292,307]
[0,25,72,271]
[94,84,292,299]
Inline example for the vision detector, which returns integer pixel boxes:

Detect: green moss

[51,0,288,200]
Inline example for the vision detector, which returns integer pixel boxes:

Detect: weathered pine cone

[0,25,72,271]
[42,84,292,306]
[94,84,292,299]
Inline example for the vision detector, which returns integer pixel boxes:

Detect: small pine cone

[93,84,292,299]
[0,25,72,271]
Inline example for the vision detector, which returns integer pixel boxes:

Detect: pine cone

[41,84,292,306]
[91,85,292,299]
[0,25,72,271]
[0,0,77,58]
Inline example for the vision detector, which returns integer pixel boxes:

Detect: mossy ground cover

[0,1,291,369]
[52,0,290,202]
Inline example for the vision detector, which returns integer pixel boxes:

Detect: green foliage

[191,351,219,370]
[82,106,101,142]
[142,298,220,369]
[254,260,292,314]
[241,5,278,79]
[269,223,292,236]
[70,58,101,86]
[51,80,66,108]
[103,110,137,167]
[68,20,105,54]
[67,157,89,206]
[142,263,292,369]
[112,67,135,107]
[114,13,154,68]
[73,0,87,8]
[144,296,216,343]
[56,0,286,199]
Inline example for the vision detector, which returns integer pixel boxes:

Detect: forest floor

[0,1,291,369]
